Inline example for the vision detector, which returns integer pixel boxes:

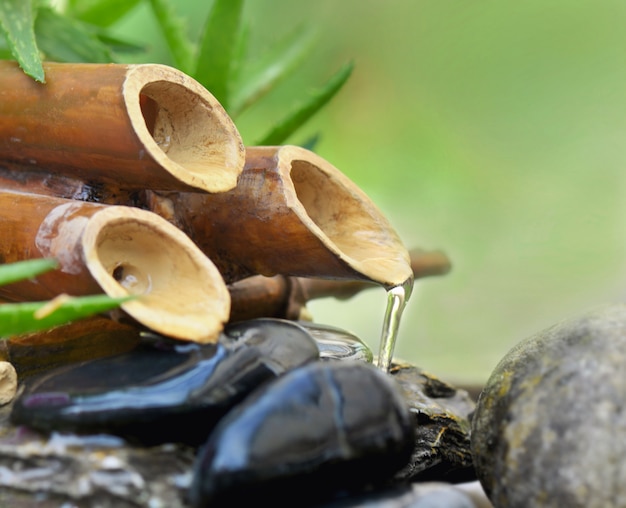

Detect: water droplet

[375,277,413,373]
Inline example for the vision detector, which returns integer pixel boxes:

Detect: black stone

[190,361,415,507]
[11,321,320,446]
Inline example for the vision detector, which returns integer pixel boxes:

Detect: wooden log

[0,61,244,193]
[0,190,230,343]
[148,145,414,287]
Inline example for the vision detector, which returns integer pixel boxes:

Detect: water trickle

[375,277,414,373]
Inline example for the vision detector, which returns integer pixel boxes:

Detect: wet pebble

[11,319,319,446]
[472,304,626,507]
[296,320,374,362]
[223,317,321,368]
[190,360,415,507]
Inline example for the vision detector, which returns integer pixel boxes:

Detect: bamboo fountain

[0,61,461,507]
[0,60,450,379]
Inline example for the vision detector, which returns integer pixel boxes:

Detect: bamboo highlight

[0,190,230,343]
[0,61,244,193]
[148,145,413,287]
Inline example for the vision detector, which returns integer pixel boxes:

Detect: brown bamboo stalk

[1,316,143,378]
[228,248,451,322]
[0,190,230,343]
[0,61,244,193]
[148,145,414,287]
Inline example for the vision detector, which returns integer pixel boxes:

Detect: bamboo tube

[228,249,451,322]
[0,61,244,193]
[0,190,230,343]
[2,316,143,378]
[148,145,413,287]
[0,361,17,404]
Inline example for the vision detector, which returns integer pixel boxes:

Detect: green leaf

[94,31,147,56]
[256,61,354,146]
[67,0,141,28]
[195,0,245,110]
[0,259,58,287]
[300,133,321,152]
[0,294,134,338]
[35,6,114,63]
[0,0,44,82]
[230,25,316,117]
[230,20,250,88]
[148,0,195,73]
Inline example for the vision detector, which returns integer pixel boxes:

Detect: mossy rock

[471,304,626,508]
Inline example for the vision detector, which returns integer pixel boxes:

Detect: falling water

[375,277,414,373]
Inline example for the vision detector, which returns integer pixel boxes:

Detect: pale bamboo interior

[288,152,413,288]
[125,65,244,193]
[82,206,230,343]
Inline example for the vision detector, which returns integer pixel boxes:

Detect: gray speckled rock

[471,304,626,508]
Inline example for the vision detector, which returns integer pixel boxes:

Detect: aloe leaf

[230,20,250,88]
[256,61,354,146]
[300,133,321,152]
[67,0,141,28]
[94,31,147,55]
[0,294,133,338]
[147,0,195,73]
[195,0,245,110]
[0,0,44,82]
[35,6,114,63]
[0,259,58,287]
[230,25,316,117]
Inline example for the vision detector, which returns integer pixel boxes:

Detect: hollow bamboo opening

[124,65,244,193]
[288,154,412,288]
[82,206,230,343]
[291,159,376,261]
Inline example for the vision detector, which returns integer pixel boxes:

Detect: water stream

[375,277,414,373]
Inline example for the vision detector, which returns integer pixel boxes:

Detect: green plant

[0,0,352,145]
[0,259,132,339]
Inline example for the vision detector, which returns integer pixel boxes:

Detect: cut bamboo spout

[0,191,230,343]
[156,145,413,287]
[0,61,244,193]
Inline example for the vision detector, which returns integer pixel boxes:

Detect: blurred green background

[115,1,626,384]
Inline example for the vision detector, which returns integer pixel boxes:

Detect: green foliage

[147,0,194,73]
[0,259,131,339]
[0,0,44,81]
[35,7,114,63]
[194,0,244,110]
[256,61,354,146]
[0,0,352,144]
[0,259,58,286]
